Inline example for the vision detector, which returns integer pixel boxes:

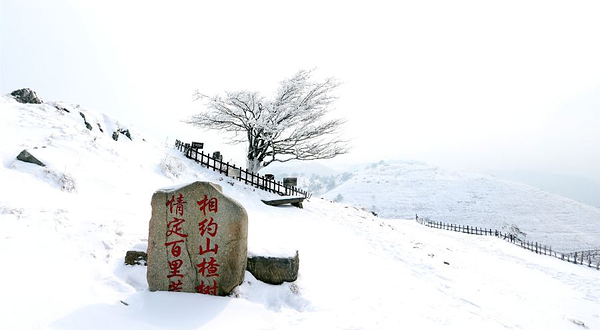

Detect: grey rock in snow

[246,251,299,285]
[11,88,43,104]
[125,251,148,266]
[118,128,132,140]
[79,112,93,131]
[16,150,45,167]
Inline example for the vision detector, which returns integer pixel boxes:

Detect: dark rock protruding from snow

[16,150,45,167]
[112,129,132,141]
[125,251,147,266]
[246,251,299,285]
[118,128,132,140]
[11,88,43,104]
[79,112,93,131]
[54,104,70,113]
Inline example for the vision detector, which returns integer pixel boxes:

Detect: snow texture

[321,160,600,253]
[0,95,599,330]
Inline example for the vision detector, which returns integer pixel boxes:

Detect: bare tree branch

[185,69,349,172]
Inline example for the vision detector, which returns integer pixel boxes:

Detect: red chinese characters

[195,195,220,295]
[165,193,187,292]
[166,193,186,216]
[196,257,220,277]
[198,217,217,237]
[196,280,218,295]
[197,194,218,215]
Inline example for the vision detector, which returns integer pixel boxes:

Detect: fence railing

[175,140,311,199]
[415,215,600,270]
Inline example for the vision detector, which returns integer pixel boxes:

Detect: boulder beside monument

[247,251,299,285]
[147,181,248,296]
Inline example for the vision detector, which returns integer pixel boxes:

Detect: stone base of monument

[246,251,299,285]
[125,250,299,286]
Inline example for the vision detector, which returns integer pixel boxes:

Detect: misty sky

[1,0,599,188]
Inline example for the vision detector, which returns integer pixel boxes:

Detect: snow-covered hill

[321,161,600,253]
[1,95,599,330]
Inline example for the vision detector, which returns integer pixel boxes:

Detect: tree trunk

[246,157,263,174]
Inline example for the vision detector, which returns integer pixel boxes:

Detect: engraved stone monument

[147,181,248,296]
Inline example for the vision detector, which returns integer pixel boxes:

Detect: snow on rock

[11,87,43,104]
[321,160,600,252]
[0,95,599,330]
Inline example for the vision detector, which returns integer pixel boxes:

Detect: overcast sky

[2,0,599,187]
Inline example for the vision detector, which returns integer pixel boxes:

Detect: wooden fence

[415,216,600,270]
[175,140,311,199]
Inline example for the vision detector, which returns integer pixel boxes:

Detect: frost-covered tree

[186,69,348,173]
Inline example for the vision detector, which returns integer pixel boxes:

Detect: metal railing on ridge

[175,140,311,199]
[415,215,600,270]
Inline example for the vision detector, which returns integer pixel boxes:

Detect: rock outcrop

[11,88,43,104]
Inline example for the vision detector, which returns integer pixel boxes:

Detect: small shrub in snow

[502,223,527,240]
[334,194,344,202]
[0,206,24,219]
[44,168,77,192]
[159,155,186,179]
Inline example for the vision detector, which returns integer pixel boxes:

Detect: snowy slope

[321,161,600,252]
[0,95,599,330]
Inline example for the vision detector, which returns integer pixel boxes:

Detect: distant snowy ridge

[320,161,600,252]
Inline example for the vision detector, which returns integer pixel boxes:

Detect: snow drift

[0,94,599,330]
